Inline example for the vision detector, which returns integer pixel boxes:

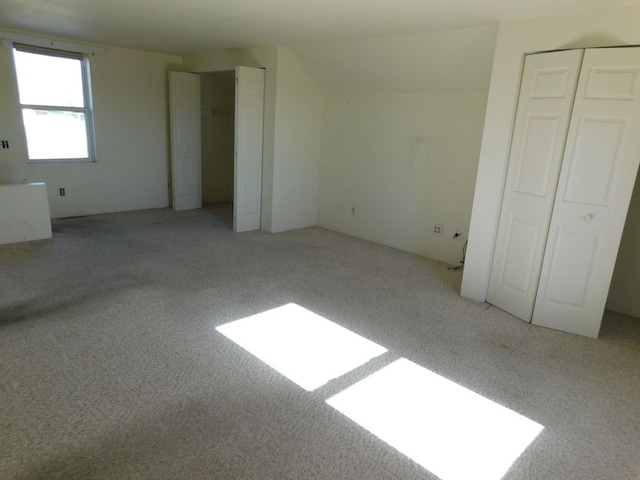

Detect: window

[13,44,96,162]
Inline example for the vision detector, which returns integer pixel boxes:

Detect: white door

[169,72,201,211]
[234,66,265,232]
[487,50,583,321]
[532,47,640,337]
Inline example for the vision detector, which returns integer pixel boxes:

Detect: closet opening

[200,70,236,229]
[169,67,264,231]
[604,172,640,333]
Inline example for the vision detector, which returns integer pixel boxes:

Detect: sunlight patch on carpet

[216,303,387,391]
[326,358,544,480]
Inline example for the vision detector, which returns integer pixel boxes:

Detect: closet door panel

[169,72,202,211]
[540,228,600,307]
[564,116,626,204]
[234,66,264,232]
[487,50,583,321]
[533,47,640,337]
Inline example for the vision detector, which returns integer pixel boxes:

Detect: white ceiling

[0,0,638,54]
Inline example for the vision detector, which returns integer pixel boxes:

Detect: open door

[169,72,201,211]
[234,66,265,232]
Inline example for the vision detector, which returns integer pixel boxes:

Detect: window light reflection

[327,358,544,480]
[216,303,388,391]
[216,304,544,480]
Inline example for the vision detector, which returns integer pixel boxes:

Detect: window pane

[22,109,89,160]
[14,50,85,107]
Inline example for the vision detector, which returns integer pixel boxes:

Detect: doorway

[200,71,235,229]
[169,67,265,232]
[605,173,640,329]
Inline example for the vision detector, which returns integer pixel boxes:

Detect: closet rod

[201,110,233,118]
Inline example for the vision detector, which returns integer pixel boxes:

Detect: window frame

[13,43,97,163]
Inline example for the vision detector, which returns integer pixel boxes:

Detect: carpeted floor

[0,205,638,480]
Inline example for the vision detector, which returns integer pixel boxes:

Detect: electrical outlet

[432,224,443,236]
[59,188,65,196]
[351,207,356,215]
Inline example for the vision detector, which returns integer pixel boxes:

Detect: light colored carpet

[0,204,638,480]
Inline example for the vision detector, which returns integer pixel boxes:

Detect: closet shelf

[201,110,233,118]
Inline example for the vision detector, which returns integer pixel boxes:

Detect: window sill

[28,158,96,164]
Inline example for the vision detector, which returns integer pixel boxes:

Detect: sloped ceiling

[291,25,498,93]
[0,0,638,55]
[2,1,639,94]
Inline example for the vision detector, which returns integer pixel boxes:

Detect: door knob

[583,213,594,221]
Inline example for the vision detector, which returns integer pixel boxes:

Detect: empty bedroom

[1,1,639,479]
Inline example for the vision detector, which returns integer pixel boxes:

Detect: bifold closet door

[532,47,640,337]
[234,66,264,233]
[487,50,583,321]
[169,71,202,211]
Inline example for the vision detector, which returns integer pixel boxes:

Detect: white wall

[461,4,640,302]
[305,26,497,265]
[0,31,183,218]
[318,93,487,264]
[270,47,323,232]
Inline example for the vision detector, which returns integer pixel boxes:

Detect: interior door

[234,66,265,232]
[169,71,202,211]
[532,47,640,337]
[487,50,583,321]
